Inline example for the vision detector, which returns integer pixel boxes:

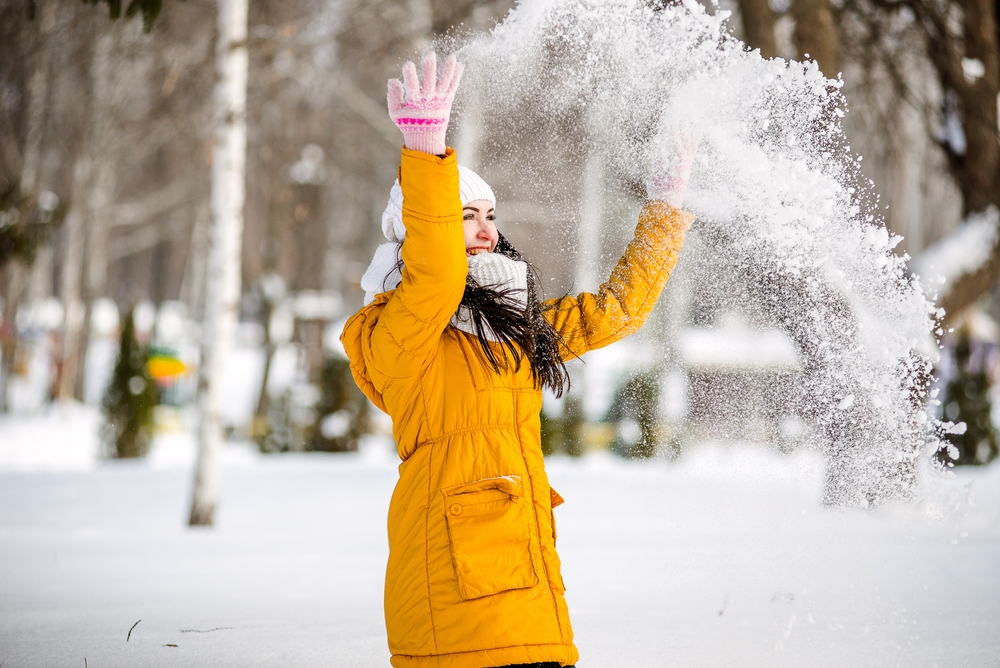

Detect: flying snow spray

[445,0,949,506]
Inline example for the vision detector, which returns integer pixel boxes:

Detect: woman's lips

[467,248,489,255]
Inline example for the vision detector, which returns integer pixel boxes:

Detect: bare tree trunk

[189,0,249,527]
[953,0,1000,213]
[565,143,605,453]
[737,0,778,59]
[85,161,113,305]
[792,0,841,78]
[574,147,604,294]
[904,0,1000,318]
[904,0,1000,209]
[25,245,53,302]
[85,33,115,301]
[252,300,274,425]
[0,266,28,412]
[69,33,117,404]
[1,0,55,411]
[18,0,56,197]
[251,196,285,433]
[58,156,90,401]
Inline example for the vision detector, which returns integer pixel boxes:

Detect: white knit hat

[380,181,406,243]
[380,166,496,244]
[457,166,496,211]
[359,243,402,304]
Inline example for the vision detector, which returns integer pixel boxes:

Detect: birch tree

[189,0,249,526]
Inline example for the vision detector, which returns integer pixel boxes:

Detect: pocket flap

[442,475,522,501]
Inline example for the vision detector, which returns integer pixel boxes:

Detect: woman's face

[463,199,498,256]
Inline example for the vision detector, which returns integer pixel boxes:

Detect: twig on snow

[127,619,141,642]
[180,627,233,633]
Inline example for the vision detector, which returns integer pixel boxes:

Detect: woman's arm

[369,147,467,375]
[366,53,467,378]
[544,201,693,359]
[545,122,701,358]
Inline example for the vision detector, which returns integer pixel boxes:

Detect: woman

[341,52,696,668]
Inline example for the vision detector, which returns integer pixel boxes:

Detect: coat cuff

[399,147,462,224]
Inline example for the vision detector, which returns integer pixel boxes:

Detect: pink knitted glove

[646,123,703,209]
[387,51,464,156]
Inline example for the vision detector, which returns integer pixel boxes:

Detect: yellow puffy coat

[341,147,693,668]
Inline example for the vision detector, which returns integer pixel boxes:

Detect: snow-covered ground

[2,409,999,667]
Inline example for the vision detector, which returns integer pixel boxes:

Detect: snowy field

[2,408,999,667]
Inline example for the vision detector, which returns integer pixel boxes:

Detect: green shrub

[607,371,660,459]
[940,328,999,466]
[310,356,370,452]
[102,308,158,458]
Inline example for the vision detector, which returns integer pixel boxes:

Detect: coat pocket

[442,475,538,600]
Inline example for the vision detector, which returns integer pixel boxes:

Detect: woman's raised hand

[387,51,464,156]
[646,120,703,209]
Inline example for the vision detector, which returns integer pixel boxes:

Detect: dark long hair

[460,233,571,397]
[386,234,572,396]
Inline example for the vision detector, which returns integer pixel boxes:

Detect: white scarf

[452,252,529,340]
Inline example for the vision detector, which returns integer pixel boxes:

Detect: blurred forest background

[1,0,998,488]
